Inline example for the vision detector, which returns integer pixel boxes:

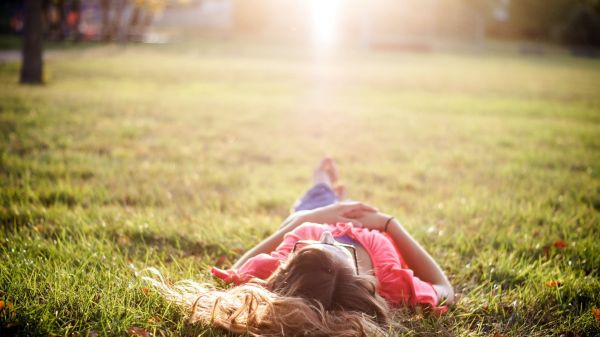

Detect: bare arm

[386,218,455,304]
[232,212,307,269]
[355,212,454,305]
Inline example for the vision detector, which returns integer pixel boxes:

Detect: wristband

[384,216,394,232]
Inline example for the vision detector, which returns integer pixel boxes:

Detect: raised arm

[356,212,455,305]
[386,218,454,304]
[232,212,307,269]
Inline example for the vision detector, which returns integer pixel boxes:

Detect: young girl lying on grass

[147,158,454,336]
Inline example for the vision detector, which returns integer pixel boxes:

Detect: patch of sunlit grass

[1,41,599,336]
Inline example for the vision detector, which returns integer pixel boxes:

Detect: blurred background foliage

[1,0,599,49]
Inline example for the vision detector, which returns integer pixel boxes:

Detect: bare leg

[290,158,348,213]
[313,157,346,199]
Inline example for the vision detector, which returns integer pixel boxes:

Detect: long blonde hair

[145,249,391,336]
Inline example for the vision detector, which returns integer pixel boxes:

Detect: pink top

[211,222,446,312]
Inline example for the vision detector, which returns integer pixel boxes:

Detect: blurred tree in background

[486,0,600,47]
[99,0,169,42]
[560,4,600,49]
[1,0,599,49]
[20,0,43,84]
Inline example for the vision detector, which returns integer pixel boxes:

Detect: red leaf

[0,300,14,312]
[544,280,562,288]
[215,255,229,267]
[141,287,149,295]
[593,307,600,322]
[127,327,149,337]
[553,240,567,249]
[0,301,16,319]
[491,332,507,337]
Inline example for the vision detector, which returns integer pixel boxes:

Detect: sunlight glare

[310,0,341,48]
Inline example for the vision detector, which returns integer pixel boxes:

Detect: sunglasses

[292,239,359,275]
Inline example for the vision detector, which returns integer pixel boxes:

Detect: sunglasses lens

[341,246,353,254]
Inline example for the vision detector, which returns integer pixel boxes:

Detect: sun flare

[309,0,342,47]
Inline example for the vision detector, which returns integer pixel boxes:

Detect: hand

[298,201,378,227]
[353,211,394,231]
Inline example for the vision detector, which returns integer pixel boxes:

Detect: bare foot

[314,158,347,199]
[313,157,339,187]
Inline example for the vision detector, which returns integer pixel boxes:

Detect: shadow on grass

[113,230,231,261]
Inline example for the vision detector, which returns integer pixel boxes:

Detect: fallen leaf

[559,332,580,337]
[491,332,507,337]
[554,240,567,249]
[34,224,44,232]
[118,235,131,246]
[544,280,562,287]
[215,255,229,267]
[147,316,161,324]
[593,307,600,322]
[0,301,15,320]
[127,327,149,337]
[141,287,149,295]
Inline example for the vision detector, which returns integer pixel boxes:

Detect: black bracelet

[384,216,394,232]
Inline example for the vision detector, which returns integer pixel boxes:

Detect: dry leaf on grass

[118,235,131,246]
[0,300,16,320]
[0,300,14,312]
[544,280,562,287]
[127,327,150,337]
[592,307,600,323]
[553,240,568,249]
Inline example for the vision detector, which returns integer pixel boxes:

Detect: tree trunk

[127,5,141,42]
[100,0,111,41]
[58,0,67,41]
[111,0,128,43]
[20,0,44,84]
[138,9,154,41]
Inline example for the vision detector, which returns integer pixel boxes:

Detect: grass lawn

[0,41,599,336]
